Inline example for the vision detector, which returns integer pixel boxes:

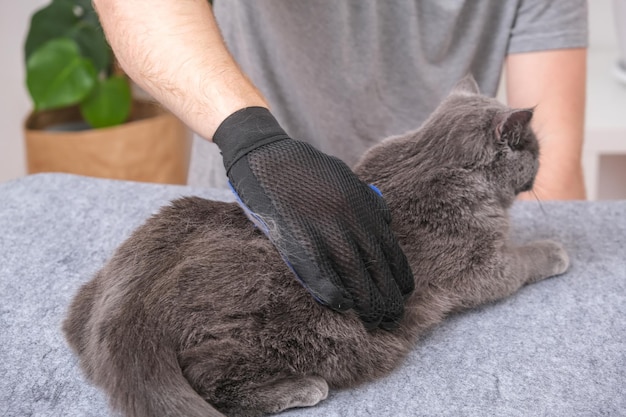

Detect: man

[92,0,588,328]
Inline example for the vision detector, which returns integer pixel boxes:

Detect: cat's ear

[453,74,480,95]
[496,109,533,140]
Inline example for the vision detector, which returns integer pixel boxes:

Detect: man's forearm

[93,0,268,140]
[506,48,587,200]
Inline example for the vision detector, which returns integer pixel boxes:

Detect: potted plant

[23,0,192,184]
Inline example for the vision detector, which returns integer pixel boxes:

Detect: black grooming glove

[213,107,414,330]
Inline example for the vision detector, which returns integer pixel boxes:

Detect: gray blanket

[1,173,624,417]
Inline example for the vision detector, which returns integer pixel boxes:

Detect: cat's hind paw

[265,375,329,414]
[281,376,329,409]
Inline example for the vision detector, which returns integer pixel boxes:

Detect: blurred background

[1,1,625,199]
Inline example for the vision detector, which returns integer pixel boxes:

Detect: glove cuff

[213,107,290,172]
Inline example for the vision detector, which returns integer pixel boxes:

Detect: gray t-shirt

[190,0,587,187]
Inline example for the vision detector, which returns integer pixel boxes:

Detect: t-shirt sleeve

[507,0,588,54]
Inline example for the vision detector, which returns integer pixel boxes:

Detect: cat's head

[356,75,539,200]
[430,75,539,194]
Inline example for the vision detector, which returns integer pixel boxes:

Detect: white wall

[0,0,49,183]
[0,1,623,192]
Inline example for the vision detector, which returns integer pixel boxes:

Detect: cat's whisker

[531,188,547,215]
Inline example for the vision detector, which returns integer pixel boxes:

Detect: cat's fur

[63,76,569,417]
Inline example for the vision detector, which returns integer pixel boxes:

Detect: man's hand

[214,107,414,330]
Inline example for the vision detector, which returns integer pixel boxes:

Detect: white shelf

[583,47,626,200]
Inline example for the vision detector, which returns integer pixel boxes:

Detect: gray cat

[63,76,569,417]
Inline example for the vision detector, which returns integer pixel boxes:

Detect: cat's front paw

[533,239,570,279]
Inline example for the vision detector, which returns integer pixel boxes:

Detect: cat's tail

[64,288,225,417]
[99,339,226,417]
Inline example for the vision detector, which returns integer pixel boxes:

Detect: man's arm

[506,48,587,200]
[92,0,414,329]
[92,0,268,139]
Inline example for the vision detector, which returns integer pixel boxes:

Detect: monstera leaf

[25,0,133,129]
[80,76,132,128]
[25,0,110,73]
[26,38,97,111]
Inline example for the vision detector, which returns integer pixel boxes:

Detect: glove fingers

[337,265,385,330]
[362,187,413,325]
[353,238,405,329]
[323,230,386,329]
[366,182,413,296]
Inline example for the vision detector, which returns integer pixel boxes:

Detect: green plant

[25,0,131,128]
